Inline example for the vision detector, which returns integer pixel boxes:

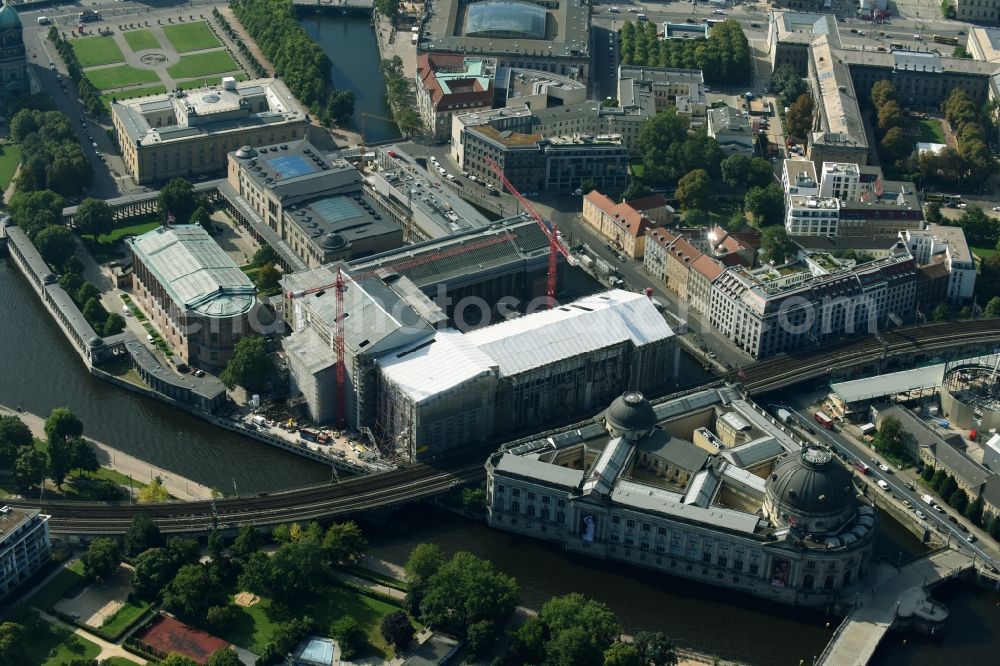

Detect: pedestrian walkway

[0,403,213,500]
[817,549,974,666]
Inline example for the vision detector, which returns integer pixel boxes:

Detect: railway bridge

[8,320,1000,537]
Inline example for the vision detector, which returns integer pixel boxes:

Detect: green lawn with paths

[72,35,126,68]
[123,29,161,52]
[162,21,221,53]
[916,118,946,144]
[102,658,143,666]
[86,65,161,91]
[0,143,21,192]
[167,51,240,79]
[100,599,151,639]
[222,584,405,658]
[25,614,102,666]
[25,560,86,611]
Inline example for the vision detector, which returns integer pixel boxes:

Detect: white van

[877,480,890,492]
[38,17,51,25]
[637,13,648,21]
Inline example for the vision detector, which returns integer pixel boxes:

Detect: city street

[782,397,999,569]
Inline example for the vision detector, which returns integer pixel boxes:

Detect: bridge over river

[817,549,976,666]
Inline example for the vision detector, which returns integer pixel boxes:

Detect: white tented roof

[377,329,497,403]
[129,225,256,317]
[464,290,673,376]
[831,364,946,404]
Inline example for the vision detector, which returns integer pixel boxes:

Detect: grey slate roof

[494,454,584,489]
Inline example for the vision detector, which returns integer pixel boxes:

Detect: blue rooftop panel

[311,197,362,225]
[267,155,319,180]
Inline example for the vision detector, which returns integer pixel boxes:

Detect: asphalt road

[782,398,999,568]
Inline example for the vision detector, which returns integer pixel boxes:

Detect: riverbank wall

[0,403,213,501]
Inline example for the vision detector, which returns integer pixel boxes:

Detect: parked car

[878,463,890,473]
[905,482,916,491]
[146,334,154,343]
[967,534,977,543]
[956,523,969,532]
[915,509,927,519]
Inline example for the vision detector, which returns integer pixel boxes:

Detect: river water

[299,13,401,144]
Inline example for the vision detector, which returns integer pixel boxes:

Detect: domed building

[0,1,27,95]
[486,385,878,607]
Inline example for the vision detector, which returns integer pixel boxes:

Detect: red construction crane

[286,233,516,427]
[483,157,575,307]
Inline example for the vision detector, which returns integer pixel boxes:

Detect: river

[299,12,401,144]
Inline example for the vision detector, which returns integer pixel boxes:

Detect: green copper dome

[0,3,21,29]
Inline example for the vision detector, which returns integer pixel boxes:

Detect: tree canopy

[744,184,785,227]
[676,169,711,211]
[157,178,197,225]
[163,564,227,624]
[220,336,275,393]
[8,108,92,197]
[33,225,76,270]
[618,20,751,85]
[45,407,83,487]
[82,538,121,582]
[125,514,163,557]
[416,551,519,636]
[0,416,33,469]
[75,198,114,241]
[874,416,912,461]
[137,476,170,504]
[785,93,814,143]
[759,226,797,265]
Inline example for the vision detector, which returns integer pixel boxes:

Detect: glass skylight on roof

[310,197,362,225]
[267,155,319,180]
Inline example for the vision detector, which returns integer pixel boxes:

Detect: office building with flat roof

[501,67,587,109]
[0,506,51,602]
[967,27,1000,63]
[225,140,402,270]
[112,78,309,185]
[419,0,591,82]
[127,225,259,373]
[900,224,976,304]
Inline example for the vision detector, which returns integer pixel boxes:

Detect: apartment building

[416,55,496,140]
[581,191,657,259]
[900,225,977,304]
[0,506,50,601]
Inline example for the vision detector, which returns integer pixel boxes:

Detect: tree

[219,336,274,393]
[965,495,984,526]
[634,631,679,666]
[932,303,950,322]
[622,180,653,201]
[124,514,163,557]
[58,271,84,297]
[744,183,784,227]
[69,438,99,475]
[940,474,958,500]
[405,543,445,586]
[190,205,212,229]
[82,538,121,582]
[0,621,26,666]
[322,521,367,565]
[676,169,711,211]
[45,407,82,487]
[102,313,126,336]
[771,63,809,108]
[0,416,33,468]
[237,550,272,595]
[874,416,910,460]
[74,199,114,241]
[132,547,176,600]
[255,262,281,293]
[160,655,199,666]
[985,297,1000,317]
[76,282,99,306]
[82,298,108,328]
[466,619,498,658]
[205,605,237,633]
[206,649,241,666]
[266,540,328,603]
[921,465,935,482]
[9,109,39,142]
[880,127,913,162]
[721,154,752,190]
[137,476,170,504]
[251,245,279,268]
[232,525,265,561]
[931,468,948,491]
[163,564,226,623]
[34,225,76,269]
[418,551,519,635]
[157,178,196,224]
[12,446,46,489]
[925,202,943,225]
[7,189,65,238]
[380,610,413,650]
[604,642,642,666]
[539,593,621,663]
[877,101,904,134]
[580,178,598,195]
[785,93,814,143]
[949,488,969,513]
[869,80,898,109]
[759,226,797,265]
[331,617,365,659]
[167,537,201,567]
[374,0,400,18]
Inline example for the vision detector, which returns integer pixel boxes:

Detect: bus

[924,193,944,203]
[814,411,834,429]
[933,34,959,46]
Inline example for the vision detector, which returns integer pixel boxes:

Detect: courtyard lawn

[176,73,247,90]
[86,65,161,91]
[123,29,161,52]
[162,21,221,53]
[223,585,404,659]
[0,143,21,193]
[21,614,102,666]
[916,117,946,144]
[81,217,161,263]
[100,599,151,639]
[972,245,997,262]
[167,51,240,79]
[103,659,143,666]
[26,560,86,611]
[101,84,168,111]
[72,35,126,68]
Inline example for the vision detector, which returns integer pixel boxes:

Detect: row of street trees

[0,409,102,495]
[919,465,1000,540]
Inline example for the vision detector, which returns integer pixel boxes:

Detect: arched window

[512,501,520,513]
[824,575,835,591]
[803,574,814,590]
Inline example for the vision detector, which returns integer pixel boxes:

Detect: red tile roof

[646,228,678,248]
[416,53,493,112]
[691,254,725,281]
[585,191,655,238]
[625,194,668,212]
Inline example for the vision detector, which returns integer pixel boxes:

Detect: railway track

[8,320,999,536]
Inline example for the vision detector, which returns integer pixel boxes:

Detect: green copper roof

[0,3,22,29]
